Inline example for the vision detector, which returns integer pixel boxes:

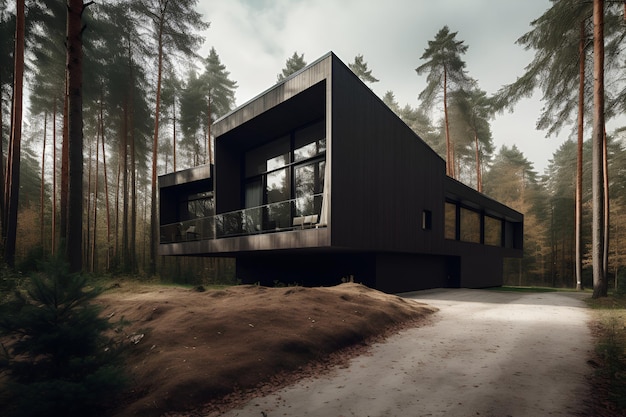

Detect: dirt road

[221,288,593,417]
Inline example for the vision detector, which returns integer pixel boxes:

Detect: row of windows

[445,201,504,247]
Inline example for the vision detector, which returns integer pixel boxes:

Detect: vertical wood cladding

[329,55,446,253]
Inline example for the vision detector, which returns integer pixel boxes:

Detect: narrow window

[444,202,457,239]
[422,210,432,230]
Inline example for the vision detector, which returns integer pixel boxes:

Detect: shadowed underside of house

[158,52,523,293]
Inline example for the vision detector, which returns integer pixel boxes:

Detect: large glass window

[175,191,215,240]
[243,119,326,232]
[267,168,290,203]
[267,168,291,229]
[294,121,326,162]
[295,160,325,217]
[484,216,503,247]
[245,135,290,177]
[186,191,214,219]
[460,207,481,243]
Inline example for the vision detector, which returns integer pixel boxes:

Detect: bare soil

[96,282,436,417]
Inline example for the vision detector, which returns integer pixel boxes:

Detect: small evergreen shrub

[0,266,23,303]
[16,245,45,274]
[0,260,127,417]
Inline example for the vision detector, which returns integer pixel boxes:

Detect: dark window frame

[243,119,326,227]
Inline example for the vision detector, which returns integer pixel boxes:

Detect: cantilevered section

[158,52,523,293]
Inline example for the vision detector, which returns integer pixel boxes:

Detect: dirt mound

[96,283,436,417]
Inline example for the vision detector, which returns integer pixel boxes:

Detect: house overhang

[158,164,213,189]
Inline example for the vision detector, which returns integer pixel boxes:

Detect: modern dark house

[158,52,523,293]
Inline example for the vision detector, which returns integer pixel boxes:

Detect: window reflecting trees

[484,216,503,246]
[445,202,457,240]
[460,207,481,243]
[445,201,507,247]
[243,119,326,231]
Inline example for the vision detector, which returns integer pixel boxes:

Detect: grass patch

[585,294,626,416]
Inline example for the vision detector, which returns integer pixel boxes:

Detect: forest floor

[95,282,437,417]
[585,294,626,417]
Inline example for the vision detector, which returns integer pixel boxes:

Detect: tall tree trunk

[85,136,92,268]
[173,100,177,172]
[60,80,69,251]
[575,19,585,291]
[550,202,556,287]
[99,95,111,271]
[4,0,25,267]
[66,0,85,273]
[473,130,482,193]
[615,219,621,290]
[130,99,137,273]
[207,93,212,164]
[122,99,129,271]
[52,98,57,255]
[592,0,607,298]
[91,123,99,273]
[0,71,4,240]
[114,139,120,268]
[603,127,610,285]
[126,38,137,273]
[40,112,47,251]
[150,16,166,276]
[144,182,149,272]
[443,65,454,178]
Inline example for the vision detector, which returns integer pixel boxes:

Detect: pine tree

[277,51,307,81]
[4,0,25,268]
[416,26,473,178]
[349,54,379,84]
[483,146,547,285]
[65,0,88,273]
[383,91,438,155]
[133,0,208,276]
[451,88,494,192]
[491,1,626,294]
[179,70,206,166]
[202,47,237,163]
[591,0,606,298]
[0,261,126,417]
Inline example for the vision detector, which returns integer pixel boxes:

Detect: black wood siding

[329,55,446,253]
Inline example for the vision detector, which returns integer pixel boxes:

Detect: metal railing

[160,194,324,244]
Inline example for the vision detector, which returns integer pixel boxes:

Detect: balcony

[160,194,324,244]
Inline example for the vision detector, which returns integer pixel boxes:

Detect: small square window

[422,210,432,230]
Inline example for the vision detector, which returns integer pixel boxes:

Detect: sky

[195,0,562,173]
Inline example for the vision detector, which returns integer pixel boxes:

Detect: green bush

[0,266,23,303]
[16,245,45,274]
[0,260,127,417]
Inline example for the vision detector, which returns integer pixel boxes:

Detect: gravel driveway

[222,288,593,417]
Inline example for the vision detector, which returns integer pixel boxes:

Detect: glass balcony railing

[160,194,324,244]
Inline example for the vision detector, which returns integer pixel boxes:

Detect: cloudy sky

[196,0,562,172]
